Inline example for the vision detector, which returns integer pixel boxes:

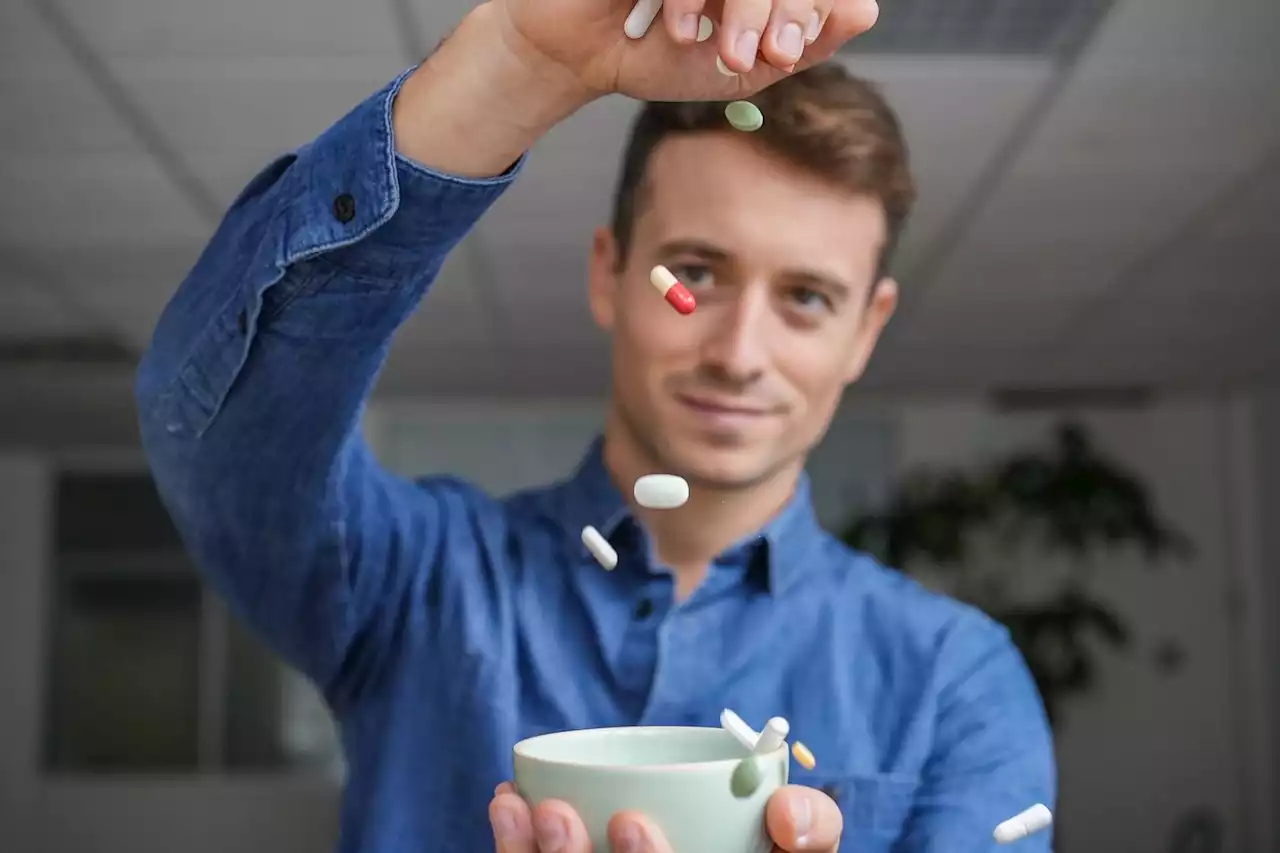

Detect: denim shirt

[136,68,1056,853]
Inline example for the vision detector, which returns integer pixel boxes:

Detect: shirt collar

[553,437,827,596]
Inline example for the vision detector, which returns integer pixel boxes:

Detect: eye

[787,286,834,312]
[669,263,715,289]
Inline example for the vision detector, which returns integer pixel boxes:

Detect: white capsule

[633,474,690,510]
[753,717,789,755]
[624,0,663,39]
[697,15,714,42]
[993,804,1053,844]
[720,708,759,752]
[581,525,618,570]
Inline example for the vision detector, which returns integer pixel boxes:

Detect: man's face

[588,131,898,490]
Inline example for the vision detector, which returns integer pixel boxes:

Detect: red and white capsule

[649,265,696,315]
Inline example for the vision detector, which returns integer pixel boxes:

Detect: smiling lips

[675,393,777,428]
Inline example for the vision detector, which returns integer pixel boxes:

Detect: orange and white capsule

[649,265,696,315]
[791,741,816,770]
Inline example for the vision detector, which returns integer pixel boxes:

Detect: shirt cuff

[272,65,528,280]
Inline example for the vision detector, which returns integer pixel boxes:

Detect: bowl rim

[511,725,786,773]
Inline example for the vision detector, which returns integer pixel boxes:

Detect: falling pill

[993,804,1053,844]
[753,717,789,755]
[649,265,696,315]
[791,741,816,770]
[581,525,618,570]
[633,474,690,510]
[725,101,764,132]
[720,708,759,752]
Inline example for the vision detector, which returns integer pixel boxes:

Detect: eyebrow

[656,238,854,302]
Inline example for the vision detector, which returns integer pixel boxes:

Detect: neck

[601,411,803,598]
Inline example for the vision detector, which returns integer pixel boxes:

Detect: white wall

[1,392,1275,853]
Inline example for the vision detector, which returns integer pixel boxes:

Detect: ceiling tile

[1015,76,1280,174]
[843,57,1057,258]
[1121,238,1280,304]
[52,0,404,58]
[918,157,1277,321]
[0,277,83,338]
[1201,155,1280,243]
[0,154,211,248]
[482,96,638,246]
[107,55,406,206]
[0,3,139,157]
[1076,0,1278,76]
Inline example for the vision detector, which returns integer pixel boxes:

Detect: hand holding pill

[493,0,881,104]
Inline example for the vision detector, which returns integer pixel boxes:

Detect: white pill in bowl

[633,474,690,510]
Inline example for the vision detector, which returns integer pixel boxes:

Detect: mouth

[674,393,775,419]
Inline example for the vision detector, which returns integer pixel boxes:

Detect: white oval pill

[716,55,738,76]
[581,525,618,570]
[697,15,713,42]
[633,474,690,510]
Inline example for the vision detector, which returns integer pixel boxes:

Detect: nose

[697,285,771,386]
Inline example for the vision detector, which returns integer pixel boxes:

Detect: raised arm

[894,619,1058,852]
[135,6,592,705]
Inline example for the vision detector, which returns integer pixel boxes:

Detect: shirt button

[332,193,356,223]
[633,599,654,620]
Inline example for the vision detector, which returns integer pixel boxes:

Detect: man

[137,0,1056,851]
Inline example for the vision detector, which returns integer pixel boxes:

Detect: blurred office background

[1,0,1278,850]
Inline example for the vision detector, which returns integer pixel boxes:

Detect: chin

[657,440,781,490]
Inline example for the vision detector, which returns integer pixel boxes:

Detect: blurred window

[44,471,343,779]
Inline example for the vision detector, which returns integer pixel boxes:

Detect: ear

[587,226,620,331]
[842,277,898,384]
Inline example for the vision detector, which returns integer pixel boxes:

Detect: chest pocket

[796,770,919,852]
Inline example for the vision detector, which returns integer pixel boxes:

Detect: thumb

[766,785,843,852]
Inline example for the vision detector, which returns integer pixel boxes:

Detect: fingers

[805,0,833,45]
[717,0,770,72]
[662,0,710,44]
[491,790,536,853]
[491,787,592,853]
[766,785,844,852]
[760,0,816,69]
[797,0,878,65]
[531,798,593,853]
[608,811,676,853]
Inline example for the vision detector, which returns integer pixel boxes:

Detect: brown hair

[609,63,917,279]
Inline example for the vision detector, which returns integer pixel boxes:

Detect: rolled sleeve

[135,68,528,690]
[138,66,525,439]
